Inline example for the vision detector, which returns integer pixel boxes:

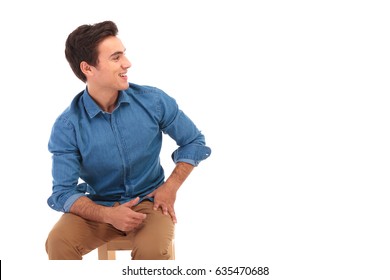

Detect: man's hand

[70,196,146,232]
[147,162,194,223]
[107,197,147,231]
[147,184,177,223]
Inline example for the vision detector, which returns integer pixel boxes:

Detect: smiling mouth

[119,73,127,77]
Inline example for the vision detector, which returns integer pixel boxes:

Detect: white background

[1,0,389,279]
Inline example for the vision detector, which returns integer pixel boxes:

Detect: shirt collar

[82,87,131,118]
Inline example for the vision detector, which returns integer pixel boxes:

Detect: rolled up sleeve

[158,90,211,166]
[47,115,86,212]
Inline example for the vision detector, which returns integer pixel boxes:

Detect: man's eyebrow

[109,49,126,58]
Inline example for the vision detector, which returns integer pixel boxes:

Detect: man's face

[89,36,131,93]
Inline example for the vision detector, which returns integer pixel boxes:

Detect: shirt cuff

[63,193,85,212]
[171,145,211,166]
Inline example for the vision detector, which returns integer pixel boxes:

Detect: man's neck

[87,85,119,113]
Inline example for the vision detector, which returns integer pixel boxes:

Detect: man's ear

[80,61,94,77]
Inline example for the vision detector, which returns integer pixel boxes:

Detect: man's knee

[131,242,173,260]
[46,227,82,260]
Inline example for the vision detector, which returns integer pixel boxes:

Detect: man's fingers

[153,202,168,215]
[122,197,147,221]
[168,207,177,224]
[153,201,160,211]
[154,202,177,223]
[123,197,140,208]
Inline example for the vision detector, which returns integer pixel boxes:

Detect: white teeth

[119,73,126,77]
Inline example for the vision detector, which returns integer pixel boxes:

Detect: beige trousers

[45,200,175,260]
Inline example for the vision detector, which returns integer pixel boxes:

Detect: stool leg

[98,244,117,260]
[107,251,116,260]
[98,243,109,260]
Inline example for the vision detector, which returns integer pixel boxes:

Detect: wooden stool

[98,235,175,260]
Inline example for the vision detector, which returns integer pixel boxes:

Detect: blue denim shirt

[47,83,211,212]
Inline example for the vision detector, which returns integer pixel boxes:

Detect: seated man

[45,20,211,260]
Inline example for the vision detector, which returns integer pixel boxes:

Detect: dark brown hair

[65,21,118,82]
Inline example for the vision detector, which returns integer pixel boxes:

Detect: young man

[45,20,211,260]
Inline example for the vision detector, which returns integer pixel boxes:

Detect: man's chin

[120,83,130,90]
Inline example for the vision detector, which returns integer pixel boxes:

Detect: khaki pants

[45,200,175,260]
